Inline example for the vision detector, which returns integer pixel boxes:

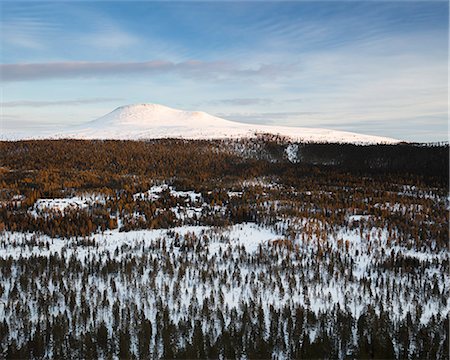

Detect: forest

[0,138,448,359]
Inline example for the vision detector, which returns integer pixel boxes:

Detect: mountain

[7,103,401,144]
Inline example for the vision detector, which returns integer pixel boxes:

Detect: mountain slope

[10,103,402,144]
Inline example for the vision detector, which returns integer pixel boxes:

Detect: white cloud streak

[211,98,274,106]
[1,98,123,108]
[0,60,294,82]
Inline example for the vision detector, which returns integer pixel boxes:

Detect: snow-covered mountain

[6,103,401,144]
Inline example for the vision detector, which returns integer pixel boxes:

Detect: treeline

[1,206,117,237]
[295,142,449,182]
[0,140,447,193]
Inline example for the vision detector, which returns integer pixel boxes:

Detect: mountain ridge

[3,103,401,144]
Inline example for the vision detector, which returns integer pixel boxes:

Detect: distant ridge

[6,103,401,144]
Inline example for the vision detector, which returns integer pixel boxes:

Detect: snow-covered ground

[0,179,447,358]
[0,201,448,359]
[285,143,300,163]
[33,198,88,212]
[1,219,447,325]
[28,194,105,217]
[133,185,202,203]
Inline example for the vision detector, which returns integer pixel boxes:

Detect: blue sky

[1,1,448,141]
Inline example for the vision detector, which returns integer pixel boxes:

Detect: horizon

[1,1,448,142]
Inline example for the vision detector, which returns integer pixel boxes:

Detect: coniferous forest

[0,138,448,359]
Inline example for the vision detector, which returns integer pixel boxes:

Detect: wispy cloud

[0,3,62,51]
[0,60,294,82]
[217,111,319,125]
[69,5,143,51]
[79,28,141,51]
[1,19,55,50]
[1,98,123,108]
[211,98,274,106]
[283,98,303,103]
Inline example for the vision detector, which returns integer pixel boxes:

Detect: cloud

[217,111,319,125]
[0,60,294,82]
[1,19,50,50]
[0,3,62,51]
[81,30,140,50]
[72,7,144,51]
[1,2,143,52]
[216,110,447,142]
[283,98,303,103]
[2,98,123,108]
[211,98,274,106]
[1,116,54,130]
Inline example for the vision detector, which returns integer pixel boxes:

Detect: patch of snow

[348,215,371,223]
[133,185,202,203]
[33,198,89,212]
[285,144,299,163]
[227,191,243,198]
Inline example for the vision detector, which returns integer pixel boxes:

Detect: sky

[1,0,448,142]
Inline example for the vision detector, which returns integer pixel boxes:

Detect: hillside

[5,103,401,144]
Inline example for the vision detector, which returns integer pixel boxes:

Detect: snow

[285,143,300,163]
[348,214,371,223]
[33,198,89,212]
[29,194,105,216]
[0,216,448,353]
[133,185,202,202]
[209,223,280,253]
[3,103,401,144]
[0,222,281,261]
[228,191,243,197]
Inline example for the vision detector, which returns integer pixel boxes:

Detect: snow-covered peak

[111,103,207,117]
[87,103,226,128]
[115,103,170,111]
[4,103,402,144]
